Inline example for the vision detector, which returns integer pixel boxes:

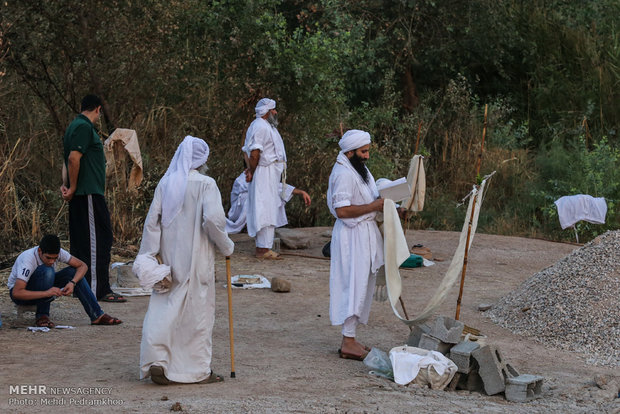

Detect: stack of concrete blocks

[408,316,464,355]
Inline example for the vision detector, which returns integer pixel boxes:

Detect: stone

[275,228,311,249]
[112,264,141,288]
[406,323,432,347]
[471,345,519,395]
[271,277,291,293]
[505,374,544,402]
[418,333,452,355]
[477,303,493,312]
[449,341,481,374]
[430,316,464,344]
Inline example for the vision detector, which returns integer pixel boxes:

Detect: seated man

[8,234,122,327]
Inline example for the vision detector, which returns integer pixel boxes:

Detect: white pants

[342,315,359,337]
[256,225,275,248]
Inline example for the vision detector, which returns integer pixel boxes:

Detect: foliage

[0,0,619,258]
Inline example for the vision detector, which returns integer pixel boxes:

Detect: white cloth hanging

[554,194,607,229]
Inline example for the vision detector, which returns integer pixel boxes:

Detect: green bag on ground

[400,254,424,268]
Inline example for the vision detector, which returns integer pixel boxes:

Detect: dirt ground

[1,228,619,413]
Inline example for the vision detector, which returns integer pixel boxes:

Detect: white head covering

[338,129,371,153]
[160,135,210,227]
[255,98,276,117]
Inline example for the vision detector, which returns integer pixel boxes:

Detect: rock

[271,277,291,293]
[170,402,183,411]
[275,228,311,249]
[477,303,493,312]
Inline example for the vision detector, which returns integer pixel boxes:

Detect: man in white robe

[138,136,234,385]
[226,171,311,234]
[327,130,385,361]
[243,98,298,259]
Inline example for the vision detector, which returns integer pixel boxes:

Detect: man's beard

[349,153,369,183]
[267,112,278,127]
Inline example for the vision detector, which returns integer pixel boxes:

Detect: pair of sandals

[36,315,56,328]
[149,366,224,385]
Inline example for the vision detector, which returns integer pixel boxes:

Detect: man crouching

[8,234,122,327]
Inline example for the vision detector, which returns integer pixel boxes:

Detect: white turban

[255,98,276,117]
[160,135,210,227]
[338,129,371,153]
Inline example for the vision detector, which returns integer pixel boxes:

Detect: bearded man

[327,130,385,360]
[243,98,307,259]
[137,136,234,385]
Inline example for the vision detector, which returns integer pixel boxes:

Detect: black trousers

[68,194,114,300]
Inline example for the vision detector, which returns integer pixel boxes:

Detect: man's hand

[244,168,253,183]
[47,287,63,297]
[292,188,312,206]
[60,185,75,201]
[371,198,384,212]
[61,283,74,296]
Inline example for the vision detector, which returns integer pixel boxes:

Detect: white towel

[554,194,607,229]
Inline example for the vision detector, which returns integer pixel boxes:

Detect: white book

[377,177,411,202]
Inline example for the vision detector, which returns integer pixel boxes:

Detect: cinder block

[406,323,432,347]
[472,345,518,395]
[430,316,464,344]
[418,333,452,355]
[457,367,485,392]
[449,341,481,374]
[505,374,544,402]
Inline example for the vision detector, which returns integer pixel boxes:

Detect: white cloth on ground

[389,346,457,389]
[327,152,383,326]
[159,136,210,227]
[554,194,607,229]
[139,169,234,383]
[225,172,295,234]
[243,118,288,238]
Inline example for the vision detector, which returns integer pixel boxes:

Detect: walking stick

[225,256,236,378]
[455,104,488,321]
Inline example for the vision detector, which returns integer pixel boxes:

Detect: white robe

[327,153,384,325]
[139,170,234,383]
[226,172,295,234]
[243,118,287,237]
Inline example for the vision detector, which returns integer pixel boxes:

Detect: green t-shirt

[63,114,106,195]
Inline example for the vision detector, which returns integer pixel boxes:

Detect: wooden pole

[474,104,488,178]
[455,192,477,320]
[226,256,236,378]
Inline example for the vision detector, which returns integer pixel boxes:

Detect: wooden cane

[225,256,236,378]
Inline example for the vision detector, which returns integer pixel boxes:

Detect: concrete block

[456,367,485,392]
[418,333,452,355]
[505,374,544,402]
[449,341,481,374]
[430,316,464,344]
[406,323,432,347]
[472,345,516,395]
[275,228,311,249]
[14,304,37,325]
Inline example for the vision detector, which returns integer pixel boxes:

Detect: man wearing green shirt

[61,94,125,303]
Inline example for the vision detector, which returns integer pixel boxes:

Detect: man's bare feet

[339,336,369,360]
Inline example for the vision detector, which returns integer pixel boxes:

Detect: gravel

[487,230,620,367]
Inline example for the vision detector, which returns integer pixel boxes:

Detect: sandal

[256,250,283,260]
[101,292,127,303]
[196,371,224,384]
[36,315,56,328]
[150,366,171,385]
[91,313,123,325]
